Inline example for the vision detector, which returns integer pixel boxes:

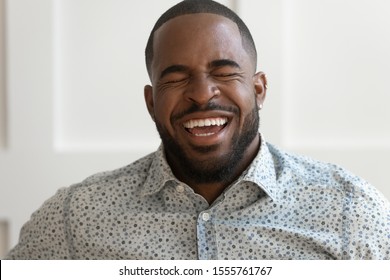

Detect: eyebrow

[209,59,241,70]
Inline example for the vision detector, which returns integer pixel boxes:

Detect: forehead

[151,13,250,79]
[155,12,240,37]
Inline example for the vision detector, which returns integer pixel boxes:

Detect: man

[6,0,390,259]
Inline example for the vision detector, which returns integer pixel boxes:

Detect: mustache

[171,102,240,123]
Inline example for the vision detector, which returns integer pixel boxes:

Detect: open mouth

[183,117,228,137]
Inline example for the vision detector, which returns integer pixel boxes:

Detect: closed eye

[159,71,189,86]
[215,73,239,77]
[213,72,243,81]
[210,62,244,81]
[164,77,188,84]
[157,76,189,91]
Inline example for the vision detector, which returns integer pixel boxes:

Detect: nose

[184,76,220,105]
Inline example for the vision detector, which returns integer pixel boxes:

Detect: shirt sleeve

[5,187,71,259]
[345,181,390,259]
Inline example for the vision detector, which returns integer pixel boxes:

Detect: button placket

[202,212,210,221]
[175,185,185,193]
[197,210,218,259]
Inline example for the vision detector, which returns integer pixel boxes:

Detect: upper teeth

[183,117,228,129]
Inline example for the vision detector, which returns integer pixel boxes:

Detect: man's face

[145,13,266,184]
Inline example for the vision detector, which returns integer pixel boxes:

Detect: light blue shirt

[6,137,390,259]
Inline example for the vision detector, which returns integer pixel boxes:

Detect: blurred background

[0,0,389,258]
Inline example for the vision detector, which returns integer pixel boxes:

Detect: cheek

[234,96,258,129]
[153,95,180,129]
[225,85,257,114]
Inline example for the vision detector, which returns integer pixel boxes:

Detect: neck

[190,181,229,205]
[171,134,261,205]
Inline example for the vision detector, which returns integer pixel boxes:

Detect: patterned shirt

[6,137,390,259]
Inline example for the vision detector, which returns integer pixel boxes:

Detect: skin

[144,13,267,204]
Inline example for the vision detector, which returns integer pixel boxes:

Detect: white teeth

[183,117,228,129]
[194,132,215,137]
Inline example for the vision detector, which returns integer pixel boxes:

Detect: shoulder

[80,151,156,187]
[6,151,158,259]
[45,151,156,210]
[266,143,390,258]
[266,143,369,192]
[266,142,389,212]
[62,151,158,207]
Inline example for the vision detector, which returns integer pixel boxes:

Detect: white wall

[0,0,5,149]
[0,0,389,257]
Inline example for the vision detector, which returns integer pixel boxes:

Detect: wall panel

[53,0,173,152]
[282,0,390,149]
[0,0,6,149]
[238,0,390,199]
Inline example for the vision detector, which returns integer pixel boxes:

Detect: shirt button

[202,212,210,221]
[176,185,185,193]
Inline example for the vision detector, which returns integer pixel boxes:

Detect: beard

[155,100,260,185]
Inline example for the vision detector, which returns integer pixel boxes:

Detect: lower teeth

[195,132,215,137]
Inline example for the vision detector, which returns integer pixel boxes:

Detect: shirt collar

[240,136,280,201]
[141,144,178,196]
[141,135,280,201]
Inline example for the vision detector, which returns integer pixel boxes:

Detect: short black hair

[145,0,257,78]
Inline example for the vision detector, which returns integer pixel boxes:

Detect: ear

[253,72,267,109]
[144,85,155,122]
